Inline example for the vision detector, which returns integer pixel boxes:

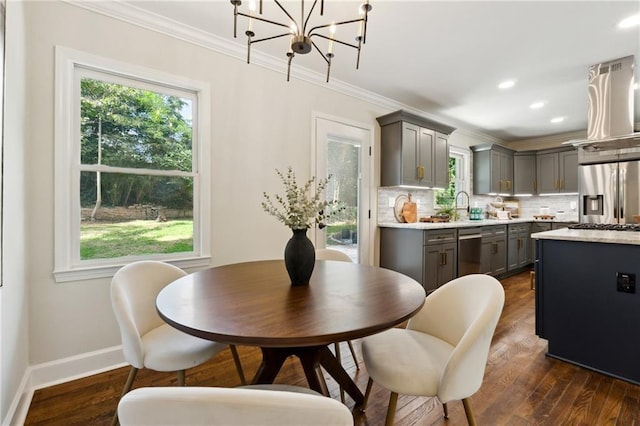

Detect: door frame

[311,112,375,265]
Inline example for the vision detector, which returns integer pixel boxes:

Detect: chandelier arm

[302,0,319,34]
[310,33,359,50]
[308,18,364,37]
[320,0,324,15]
[236,11,292,30]
[249,32,292,44]
[233,3,238,38]
[273,0,299,31]
[311,41,330,65]
[363,14,369,43]
[286,52,294,82]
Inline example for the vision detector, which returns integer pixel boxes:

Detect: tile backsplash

[378,188,579,223]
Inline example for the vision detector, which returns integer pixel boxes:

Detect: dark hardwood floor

[25,271,640,425]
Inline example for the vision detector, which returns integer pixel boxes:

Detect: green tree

[80,79,193,210]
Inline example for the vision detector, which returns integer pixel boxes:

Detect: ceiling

[123,0,640,142]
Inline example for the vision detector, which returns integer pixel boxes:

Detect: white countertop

[531,228,640,245]
[378,218,575,230]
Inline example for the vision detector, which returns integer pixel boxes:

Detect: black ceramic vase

[284,228,316,286]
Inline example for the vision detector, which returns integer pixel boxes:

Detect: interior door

[313,115,373,264]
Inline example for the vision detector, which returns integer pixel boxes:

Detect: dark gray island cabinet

[533,229,640,384]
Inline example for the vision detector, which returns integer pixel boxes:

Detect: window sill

[53,256,212,283]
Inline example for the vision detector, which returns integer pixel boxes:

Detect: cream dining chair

[315,249,360,367]
[315,248,361,403]
[110,260,246,426]
[117,386,354,426]
[361,274,505,426]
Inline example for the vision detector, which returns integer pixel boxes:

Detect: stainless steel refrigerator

[579,161,640,224]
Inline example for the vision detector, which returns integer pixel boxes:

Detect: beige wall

[2,1,29,420]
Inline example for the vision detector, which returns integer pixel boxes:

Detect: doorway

[313,114,373,264]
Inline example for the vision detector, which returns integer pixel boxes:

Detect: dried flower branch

[262,167,344,230]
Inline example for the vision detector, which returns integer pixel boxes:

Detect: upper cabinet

[377,110,456,188]
[471,144,514,195]
[513,152,537,195]
[536,148,578,194]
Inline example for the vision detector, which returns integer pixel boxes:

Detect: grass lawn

[80,219,193,260]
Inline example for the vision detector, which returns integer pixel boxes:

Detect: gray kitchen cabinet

[423,230,457,294]
[507,223,531,271]
[551,222,573,230]
[536,148,578,194]
[513,152,537,195]
[480,225,507,276]
[379,227,456,294]
[377,110,455,188]
[471,144,514,195]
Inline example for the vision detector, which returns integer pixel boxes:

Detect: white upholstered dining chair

[315,249,360,367]
[361,274,505,426]
[110,260,246,425]
[117,386,354,426]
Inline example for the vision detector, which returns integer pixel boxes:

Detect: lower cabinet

[379,227,456,294]
[508,223,531,271]
[480,225,507,276]
[423,230,457,294]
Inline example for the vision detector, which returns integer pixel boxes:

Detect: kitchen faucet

[454,191,470,219]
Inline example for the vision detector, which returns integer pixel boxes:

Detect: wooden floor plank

[24,271,640,426]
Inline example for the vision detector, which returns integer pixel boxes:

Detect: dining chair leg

[177,370,186,386]
[443,402,449,419]
[462,398,476,426]
[346,340,360,369]
[230,345,247,385]
[360,377,374,412]
[333,343,346,403]
[111,366,138,426]
[385,392,399,426]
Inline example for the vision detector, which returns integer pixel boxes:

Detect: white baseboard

[4,346,126,426]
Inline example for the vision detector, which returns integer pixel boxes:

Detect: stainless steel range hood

[570,55,640,162]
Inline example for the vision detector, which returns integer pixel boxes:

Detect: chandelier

[230,0,372,82]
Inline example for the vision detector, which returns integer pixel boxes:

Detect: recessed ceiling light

[550,117,565,123]
[530,101,545,109]
[618,14,640,29]
[498,80,516,89]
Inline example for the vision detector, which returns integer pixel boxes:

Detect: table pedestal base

[252,345,364,406]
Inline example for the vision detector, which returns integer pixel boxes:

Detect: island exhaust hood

[570,55,640,154]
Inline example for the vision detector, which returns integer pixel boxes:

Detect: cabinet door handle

[560,179,564,189]
[416,165,425,180]
[507,180,512,190]
[499,180,503,190]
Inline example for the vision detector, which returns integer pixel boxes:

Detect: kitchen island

[532,228,640,384]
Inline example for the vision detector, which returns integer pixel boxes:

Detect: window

[54,47,211,282]
[434,146,470,207]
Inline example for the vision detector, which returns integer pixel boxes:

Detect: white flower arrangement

[262,167,343,230]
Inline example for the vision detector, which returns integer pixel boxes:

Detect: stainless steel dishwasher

[458,227,482,276]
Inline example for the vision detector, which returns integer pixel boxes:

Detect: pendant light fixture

[230,0,372,82]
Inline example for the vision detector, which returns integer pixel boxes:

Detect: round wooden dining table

[156,259,426,407]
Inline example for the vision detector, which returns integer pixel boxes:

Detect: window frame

[54,47,211,282]
[434,145,471,208]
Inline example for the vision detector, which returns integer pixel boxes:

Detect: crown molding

[63,0,502,142]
